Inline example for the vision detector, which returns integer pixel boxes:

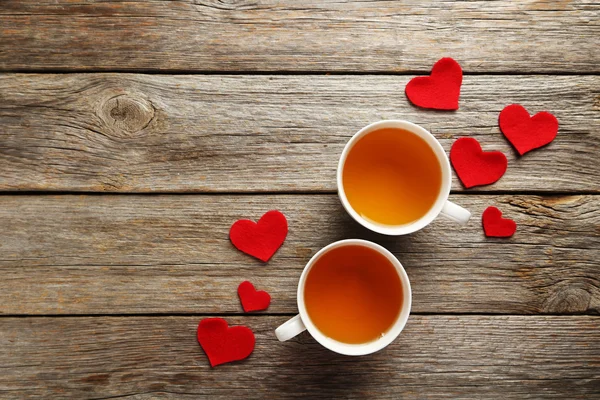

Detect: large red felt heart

[197,318,255,367]
[482,206,516,237]
[405,57,463,110]
[238,281,271,312]
[450,138,508,188]
[499,104,559,155]
[229,210,288,262]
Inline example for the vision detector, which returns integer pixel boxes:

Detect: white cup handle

[275,314,306,341]
[440,200,471,226]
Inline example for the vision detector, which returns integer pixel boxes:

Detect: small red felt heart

[229,210,288,262]
[405,57,463,110]
[482,206,517,237]
[499,104,559,155]
[197,318,255,367]
[450,137,508,188]
[238,281,271,312]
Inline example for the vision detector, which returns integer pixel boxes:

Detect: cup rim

[337,120,452,235]
[296,239,412,356]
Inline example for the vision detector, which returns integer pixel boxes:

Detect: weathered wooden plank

[1,74,598,192]
[0,315,598,398]
[1,194,597,315]
[0,0,598,73]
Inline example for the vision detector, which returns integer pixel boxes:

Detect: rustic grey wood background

[0,1,599,399]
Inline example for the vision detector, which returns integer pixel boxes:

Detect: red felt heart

[482,206,517,237]
[450,137,508,188]
[499,104,559,155]
[238,281,271,312]
[197,318,255,367]
[405,57,463,110]
[229,210,288,262]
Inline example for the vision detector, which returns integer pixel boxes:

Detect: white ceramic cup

[275,239,412,356]
[337,120,471,235]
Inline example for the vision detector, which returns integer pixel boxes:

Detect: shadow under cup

[297,240,412,356]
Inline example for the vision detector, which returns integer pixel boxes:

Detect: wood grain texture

[1,194,597,315]
[0,0,598,73]
[1,74,598,193]
[0,315,598,398]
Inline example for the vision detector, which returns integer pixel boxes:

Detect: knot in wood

[100,94,155,136]
[544,285,592,313]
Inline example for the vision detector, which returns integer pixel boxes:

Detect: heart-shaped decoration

[450,137,508,188]
[499,104,559,155]
[405,57,463,110]
[238,281,271,312]
[482,206,517,237]
[197,318,255,367]
[229,210,288,262]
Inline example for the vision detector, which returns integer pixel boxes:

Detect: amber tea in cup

[337,120,471,236]
[304,244,403,344]
[275,239,411,355]
[342,127,443,226]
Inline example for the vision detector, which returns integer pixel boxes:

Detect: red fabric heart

[238,281,271,312]
[450,137,508,188]
[229,210,288,262]
[197,318,255,367]
[405,57,463,110]
[482,206,517,237]
[499,104,559,155]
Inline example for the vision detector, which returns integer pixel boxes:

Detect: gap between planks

[0,190,599,196]
[1,70,600,76]
[0,312,597,318]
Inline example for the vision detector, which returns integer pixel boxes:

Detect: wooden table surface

[1,1,599,398]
